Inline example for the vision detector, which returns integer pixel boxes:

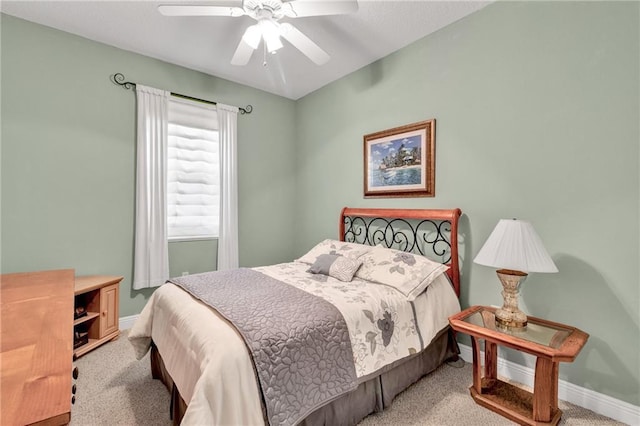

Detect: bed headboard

[339,207,462,298]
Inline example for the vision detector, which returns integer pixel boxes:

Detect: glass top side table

[462,307,574,349]
[449,306,589,426]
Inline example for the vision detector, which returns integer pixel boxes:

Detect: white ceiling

[1,0,490,100]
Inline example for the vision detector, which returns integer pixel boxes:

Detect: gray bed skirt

[150,327,459,426]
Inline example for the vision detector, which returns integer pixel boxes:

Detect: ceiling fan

[158,0,359,66]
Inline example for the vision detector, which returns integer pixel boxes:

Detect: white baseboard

[119,314,138,331]
[458,343,639,425]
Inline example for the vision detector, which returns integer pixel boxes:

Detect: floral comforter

[256,262,451,378]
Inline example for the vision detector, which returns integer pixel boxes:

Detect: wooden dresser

[1,269,75,426]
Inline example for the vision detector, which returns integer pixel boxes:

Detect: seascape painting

[368,135,422,187]
[363,120,435,198]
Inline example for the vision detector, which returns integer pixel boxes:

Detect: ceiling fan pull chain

[263,42,268,67]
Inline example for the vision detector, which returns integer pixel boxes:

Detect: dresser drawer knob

[72,384,77,394]
[72,366,79,380]
[72,395,76,405]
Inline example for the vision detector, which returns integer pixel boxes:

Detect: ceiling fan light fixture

[279,22,293,34]
[264,34,283,53]
[242,24,262,49]
[258,19,283,53]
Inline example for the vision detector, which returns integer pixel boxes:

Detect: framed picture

[363,119,435,198]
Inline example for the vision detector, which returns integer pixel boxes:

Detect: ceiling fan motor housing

[244,0,286,20]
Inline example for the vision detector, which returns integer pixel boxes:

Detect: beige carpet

[70,331,624,425]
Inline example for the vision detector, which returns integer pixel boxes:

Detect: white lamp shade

[474,219,558,273]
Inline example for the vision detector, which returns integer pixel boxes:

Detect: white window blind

[167,97,219,240]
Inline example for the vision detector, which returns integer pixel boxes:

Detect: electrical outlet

[182,271,189,276]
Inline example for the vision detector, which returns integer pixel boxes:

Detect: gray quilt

[169,269,358,426]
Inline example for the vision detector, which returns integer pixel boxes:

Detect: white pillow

[296,239,372,265]
[355,245,449,301]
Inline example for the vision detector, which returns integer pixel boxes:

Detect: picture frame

[363,119,435,198]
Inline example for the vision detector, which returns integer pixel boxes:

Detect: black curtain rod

[111,73,253,115]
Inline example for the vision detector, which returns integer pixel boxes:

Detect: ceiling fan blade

[279,23,330,65]
[231,38,255,66]
[158,4,245,17]
[282,0,358,18]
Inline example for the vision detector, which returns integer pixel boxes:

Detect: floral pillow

[296,239,372,265]
[355,245,449,301]
[307,254,362,282]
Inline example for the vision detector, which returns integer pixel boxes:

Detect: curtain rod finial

[111,72,135,90]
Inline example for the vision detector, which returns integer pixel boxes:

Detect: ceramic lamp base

[495,269,528,329]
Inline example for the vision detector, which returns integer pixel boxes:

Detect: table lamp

[474,219,558,329]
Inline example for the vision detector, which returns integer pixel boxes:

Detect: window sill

[168,237,218,243]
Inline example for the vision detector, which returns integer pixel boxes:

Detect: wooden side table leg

[471,336,482,393]
[550,361,559,410]
[484,341,498,382]
[533,357,558,422]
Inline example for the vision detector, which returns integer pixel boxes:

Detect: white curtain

[217,104,239,271]
[133,85,170,289]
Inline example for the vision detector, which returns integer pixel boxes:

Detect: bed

[129,207,463,425]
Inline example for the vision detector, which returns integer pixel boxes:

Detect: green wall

[1,14,297,316]
[2,0,639,410]
[294,1,639,407]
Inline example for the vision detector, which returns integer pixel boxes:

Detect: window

[167,98,219,240]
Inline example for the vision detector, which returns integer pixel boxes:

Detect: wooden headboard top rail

[339,207,462,298]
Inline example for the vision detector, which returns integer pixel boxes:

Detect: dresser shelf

[74,311,100,326]
[74,275,123,358]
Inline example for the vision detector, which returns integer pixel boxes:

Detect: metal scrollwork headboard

[339,207,462,298]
